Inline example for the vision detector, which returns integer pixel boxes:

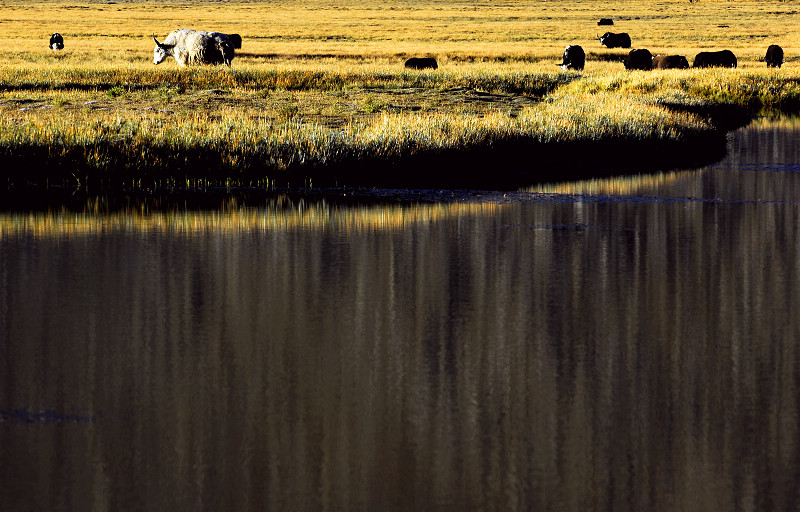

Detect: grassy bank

[2,0,800,191]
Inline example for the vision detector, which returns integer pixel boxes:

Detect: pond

[1,117,799,512]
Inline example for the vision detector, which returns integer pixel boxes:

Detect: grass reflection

[529,171,686,197]
[530,115,800,199]
[0,201,503,238]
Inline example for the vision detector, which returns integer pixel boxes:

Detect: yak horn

[152,34,166,48]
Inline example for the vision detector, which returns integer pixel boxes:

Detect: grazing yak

[404,57,438,70]
[49,33,64,50]
[652,54,690,69]
[227,33,243,50]
[765,44,784,68]
[624,49,653,70]
[598,32,631,49]
[693,50,737,68]
[597,18,614,26]
[560,45,585,71]
[153,29,235,67]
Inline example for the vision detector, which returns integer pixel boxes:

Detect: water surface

[2,118,800,511]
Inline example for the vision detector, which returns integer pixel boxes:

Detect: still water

[2,118,800,511]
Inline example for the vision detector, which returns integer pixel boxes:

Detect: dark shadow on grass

[0,128,731,195]
[0,132,730,212]
[314,130,730,190]
[657,102,753,131]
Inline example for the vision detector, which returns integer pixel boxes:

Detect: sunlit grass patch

[523,92,712,142]
[565,69,800,112]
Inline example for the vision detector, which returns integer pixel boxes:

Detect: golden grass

[1,0,800,190]
[3,0,799,65]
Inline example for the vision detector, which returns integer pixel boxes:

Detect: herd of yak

[558,17,783,71]
[558,23,784,71]
[47,22,785,71]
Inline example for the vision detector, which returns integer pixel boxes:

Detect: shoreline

[0,93,756,196]
[0,107,754,213]
[1,117,732,193]
[1,80,774,190]
[2,67,798,198]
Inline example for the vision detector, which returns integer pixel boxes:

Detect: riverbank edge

[1,101,750,196]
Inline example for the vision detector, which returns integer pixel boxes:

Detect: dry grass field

[2,0,798,66]
[1,0,799,190]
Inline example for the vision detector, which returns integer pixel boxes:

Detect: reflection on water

[0,201,503,237]
[2,118,800,511]
[532,116,800,203]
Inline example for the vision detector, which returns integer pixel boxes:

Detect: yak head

[50,33,64,50]
[597,32,613,44]
[152,35,174,65]
[217,40,234,67]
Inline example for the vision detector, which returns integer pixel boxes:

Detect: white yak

[153,29,234,67]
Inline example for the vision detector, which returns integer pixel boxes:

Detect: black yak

[49,33,64,50]
[227,33,243,50]
[598,32,631,49]
[765,45,784,68]
[624,49,653,70]
[404,57,438,70]
[560,45,585,71]
[693,50,737,68]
